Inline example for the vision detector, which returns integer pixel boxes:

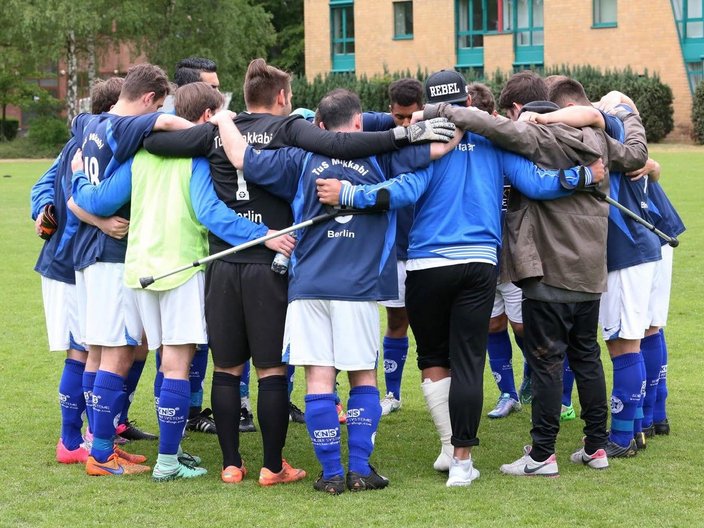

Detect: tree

[259,0,305,75]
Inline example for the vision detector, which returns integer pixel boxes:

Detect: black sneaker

[116,420,158,441]
[642,424,655,438]
[346,465,389,491]
[634,431,647,451]
[289,402,305,424]
[313,473,345,495]
[239,406,257,433]
[186,408,217,434]
[654,419,670,435]
[605,439,638,458]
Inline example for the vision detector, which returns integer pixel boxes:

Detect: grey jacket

[423,103,648,295]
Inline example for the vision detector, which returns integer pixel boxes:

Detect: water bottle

[271,230,297,275]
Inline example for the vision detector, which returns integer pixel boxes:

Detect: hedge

[692,81,704,144]
[0,119,19,141]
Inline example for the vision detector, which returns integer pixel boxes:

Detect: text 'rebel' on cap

[425,70,469,104]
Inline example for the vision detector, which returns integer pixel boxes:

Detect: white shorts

[648,245,673,328]
[599,261,657,341]
[379,260,406,308]
[41,276,83,352]
[491,281,523,323]
[75,262,142,347]
[133,272,207,350]
[283,299,380,371]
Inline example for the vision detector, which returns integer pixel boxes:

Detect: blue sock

[562,359,575,407]
[347,386,381,475]
[240,361,251,399]
[154,370,164,413]
[609,353,644,447]
[59,359,86,450]
[382,336,408,400]
[634,354,646,434]
[82,370,97,433]
[287,364,296,399]
[653,329,669,423]
[515,334,531,379]
[189,345,208,411]
[305,393,343,479]
[120,359,145,425]
[158,378,190,455]
[487,330,518,401]
[641,333,663,428]
[90,370,127,462]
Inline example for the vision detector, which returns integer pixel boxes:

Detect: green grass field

[0,150,702,528]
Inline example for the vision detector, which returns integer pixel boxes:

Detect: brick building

[304,0,704,139]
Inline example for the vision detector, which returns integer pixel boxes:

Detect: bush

[28,116,69,148]
[0,119,19,141]
[692,81,704,144]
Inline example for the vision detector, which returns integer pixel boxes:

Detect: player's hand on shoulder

[587,157,605,184]
[96,215,129,239]
[264,231,296,257]
[210,109,236,125]
[627,158,660,181]
[410,110,425,125]
[316,178,342,205]
[71,148,83,174]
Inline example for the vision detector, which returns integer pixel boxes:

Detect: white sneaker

[446,457,480,487]
[500,446,559,477]
[380,392,401,416]
[570,447,609,469]
[433,445,454,472]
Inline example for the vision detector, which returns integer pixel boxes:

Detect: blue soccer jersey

[71,112,159,270]
[242,144,431,302]
[602,111,661,271]
[647,181,685,244]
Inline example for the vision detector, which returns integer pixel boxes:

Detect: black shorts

[205,260,288,369]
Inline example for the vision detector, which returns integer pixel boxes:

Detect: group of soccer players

[31,55,683,492]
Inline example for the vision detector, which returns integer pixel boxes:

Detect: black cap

[425,70,469,104]
[519,100,560,115]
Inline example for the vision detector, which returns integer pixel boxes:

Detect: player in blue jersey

[362,78,425,417]
[316,71,605,487]
[69,63,193,476]
[213,87,457,494]
[31,78,126,465]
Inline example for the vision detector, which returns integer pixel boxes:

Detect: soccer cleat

[642,424,655,438]
[446,457,480,487]
[313,473,346,495]
[178,451,201,468]
[221,463,247,484]
[500,446,559,477]
[86,453,150,476]
[654,419,670,435]
[289,401,305,424]
[56,440,89,464]
[634,431,647,451]
[487,393,521,419]
[116,420,158,441]
[259,459,306,486]
[560,404,576,422]
[518,377,533,405]
[570,447,609,469]
[380,392,402,416]
[239,406,257,433]
[346,465,389,492]
[153,462,207,482]
[114,446,148,464]
[433,447,454,472]
[605,439,638,458]
[186,408,217,434]
[336,403,347,424]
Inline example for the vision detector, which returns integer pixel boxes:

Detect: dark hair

[174,82,224,123]
[388,78,424,107]
[173,67,203,87]
[544,74,569,91]
[121,63,171,102]
[91,77,123,114]
[498,70,547,109]
[467,82,496,114]
[243,58,291,108]
[317,88,362,130]
[176,57,217,72]
[548,78,591,107]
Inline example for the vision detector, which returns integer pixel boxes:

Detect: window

[456,1,510,67]
[330,1,355,72]
[593,0,617,27]
[393,1,413,39]
[671,1,704,91]
[513,0,544,65]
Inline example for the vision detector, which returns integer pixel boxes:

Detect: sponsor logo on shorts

[313,428,339,439]
[384,359,398,373]
[611,396,624,414]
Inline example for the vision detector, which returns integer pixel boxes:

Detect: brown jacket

[423,104,648,293]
